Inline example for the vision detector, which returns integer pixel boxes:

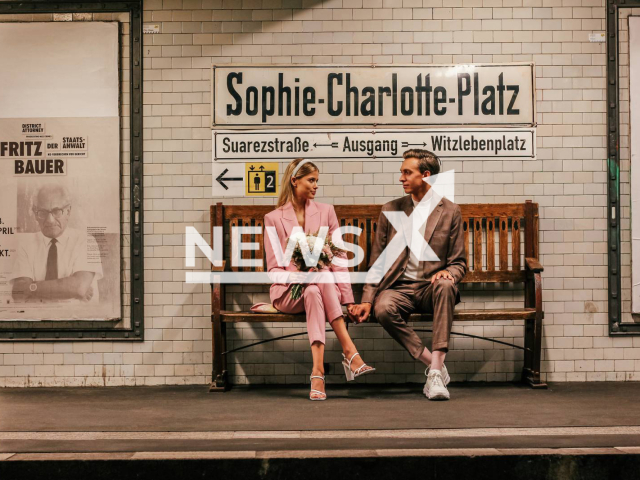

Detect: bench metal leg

[522,315,547,389]
[523,268,547,389]
[209,371,229,392]
[210,317,229,392]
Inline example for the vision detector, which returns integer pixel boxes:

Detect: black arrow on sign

[313,142,339,148]
[401,142,427,147]
[216,168,242,191]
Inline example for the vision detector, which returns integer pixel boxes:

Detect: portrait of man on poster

[9,183,103,304]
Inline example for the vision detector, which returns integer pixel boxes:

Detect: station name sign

[212,64,535,127]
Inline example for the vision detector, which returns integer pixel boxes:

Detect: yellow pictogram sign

[246,162,279,197]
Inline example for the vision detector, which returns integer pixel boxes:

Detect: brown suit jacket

[362,194,467,304]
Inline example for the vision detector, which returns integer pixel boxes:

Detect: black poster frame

[608,0,640,335]
[0,0,144,341]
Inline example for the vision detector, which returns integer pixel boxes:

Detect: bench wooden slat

[334,205,382,218]
[230,218,239,273]
[463,217,470,268]
[512,217,521,271]
[487,219,495,271]
[473,217,483,272]
[224,205,276,217]
[499,216,508,270]
[372,216,379,260]
[459,203,526,217]
[256,218,265,272]
[461,270,526,283]
[358,218,368,272]
[218,308,538,323]
[342,217,355,272]
[241,218,251,272]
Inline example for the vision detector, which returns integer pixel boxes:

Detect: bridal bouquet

[287,231,346,300]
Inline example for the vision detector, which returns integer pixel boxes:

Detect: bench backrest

[211,201,539,284]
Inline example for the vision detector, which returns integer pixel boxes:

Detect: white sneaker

[425,363,450,386]
[423,370,450,400]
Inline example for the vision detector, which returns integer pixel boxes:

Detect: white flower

[290,231,307,243]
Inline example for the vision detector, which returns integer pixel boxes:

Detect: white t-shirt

[399,188,434,282]
[10,228,103,303]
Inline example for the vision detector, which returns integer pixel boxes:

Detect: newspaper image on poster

[0,117,120,321]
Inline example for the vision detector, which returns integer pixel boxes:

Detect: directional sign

[213,162,280,197]
[216,167,243,190]
[246,162,279,197]
[213,128,535,162]
[212,162,244,197]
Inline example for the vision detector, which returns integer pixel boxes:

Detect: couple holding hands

[263,150,467,401]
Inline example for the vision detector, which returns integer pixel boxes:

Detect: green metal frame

[608,0,640,335]
[0,0,144,341]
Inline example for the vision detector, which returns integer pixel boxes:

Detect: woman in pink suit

[264,158,375,401]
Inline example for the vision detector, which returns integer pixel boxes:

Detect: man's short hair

[403,149,441,176]
[35,183,71,208]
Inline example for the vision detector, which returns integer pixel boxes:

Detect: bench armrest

[525,257,543,273]
[212,260,226,273]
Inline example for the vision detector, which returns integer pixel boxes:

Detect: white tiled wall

[1,0,639,387]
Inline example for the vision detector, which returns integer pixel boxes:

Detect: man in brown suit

[352,149,467,400]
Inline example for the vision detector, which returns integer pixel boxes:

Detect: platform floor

[1,381,640,459]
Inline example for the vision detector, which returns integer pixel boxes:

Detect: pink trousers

[272,283,344,345]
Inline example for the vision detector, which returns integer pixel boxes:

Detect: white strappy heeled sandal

[342,352,376,382]
[309,374,326,401]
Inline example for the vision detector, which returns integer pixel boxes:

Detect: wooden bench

[210,200,545,391]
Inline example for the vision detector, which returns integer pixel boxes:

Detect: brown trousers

[373,278,458,358]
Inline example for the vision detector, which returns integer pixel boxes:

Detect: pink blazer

[264,200,355,305]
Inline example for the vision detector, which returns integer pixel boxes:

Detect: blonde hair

[277,158,319,208]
